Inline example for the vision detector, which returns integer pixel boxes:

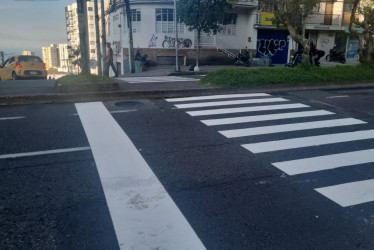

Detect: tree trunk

[94,0,102,75]
[100,0,107,76]
[76,0,90,74]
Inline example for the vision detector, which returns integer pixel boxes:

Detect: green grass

[56,73,115,86]
[199,64,374,87]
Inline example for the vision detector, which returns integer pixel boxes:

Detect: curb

[1,82,374,106]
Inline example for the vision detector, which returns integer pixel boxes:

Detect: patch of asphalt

[1,81,374,106]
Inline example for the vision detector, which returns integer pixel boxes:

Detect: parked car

[0,55,47,80]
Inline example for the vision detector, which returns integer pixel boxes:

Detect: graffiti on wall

[319,37,331,48]
[162,35,193,48]
[257,39,286,57]
[148,34,158,48]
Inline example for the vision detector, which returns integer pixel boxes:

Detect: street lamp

[174,0,180,72]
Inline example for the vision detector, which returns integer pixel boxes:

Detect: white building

[42,44,60,69]
[65,1,99,74]
[105,0,258,75]
[58,43,70,72]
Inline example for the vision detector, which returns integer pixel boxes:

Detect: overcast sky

[0,0,72,58]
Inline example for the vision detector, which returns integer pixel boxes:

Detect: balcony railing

[306,14,341,26]
[235,0,258,8]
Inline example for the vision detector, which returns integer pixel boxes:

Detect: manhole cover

[115,101,144,108]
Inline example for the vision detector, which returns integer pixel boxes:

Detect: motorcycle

[326,45,346,64]
[234,51,251,67]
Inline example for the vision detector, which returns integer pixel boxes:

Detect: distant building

[42,44,60,69]
[65,1,99,74]
[58,43,69,72]
[22,51,35,56]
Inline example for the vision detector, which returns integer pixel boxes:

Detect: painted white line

[0,147,91,160]
[243,129,374,153]
[175,98,288,109]
[166,93,270,102]
[75,102,205,250]
[219,118,366,138]
[202,110,334,126]
[273,149,374,176]
[187,103,309,116]
[315,179,374,207]
[0,116,25,121]
[326,95,349,99]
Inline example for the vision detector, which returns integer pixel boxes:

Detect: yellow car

[0,55,48,80]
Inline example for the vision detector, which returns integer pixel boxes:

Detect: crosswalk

[166,93,374,208]
[117,76,199,83]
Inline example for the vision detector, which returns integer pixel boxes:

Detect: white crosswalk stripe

[118,76,199,83]
[219,118,366,138]
[202,110,334,126]
[166,93,374,207]
[187,103,309,116]
[175,97,288,109]
[243,129,374,153]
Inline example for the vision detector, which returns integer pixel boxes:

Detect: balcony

[235,0,258,8]
[306,13,341,26]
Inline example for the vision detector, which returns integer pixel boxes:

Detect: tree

[177,0,236,66]
[76,0,90,74]
[349,0,374,64]
[262,0,321,64]
[68,45,81,73]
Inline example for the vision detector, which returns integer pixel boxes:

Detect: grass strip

[56,74,115,86]
[199,64,374,87]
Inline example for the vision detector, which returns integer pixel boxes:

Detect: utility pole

[174,0,180,72]
[101,0,107,76]
[76,0,90,74]
[124,0,135,73]
[94,0,102,75]
[0,51,4,65]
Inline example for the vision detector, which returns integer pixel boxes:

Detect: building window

[156,8,174,34]
[88,7,93,11]
[220,14,237,36]
[131,9,141,33]
[90,41,95,45]
[91,49,96,53]
[90,15,94,20]
[259,0,275,12]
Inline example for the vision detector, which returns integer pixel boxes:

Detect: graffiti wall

[316,32,335,56]
[147,34,193,49]
[346,36,359,59]
[257,30,289,64]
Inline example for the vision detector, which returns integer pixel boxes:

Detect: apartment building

[105,0,259,74]
[65,1,99,74]
[42,44,60,69]
[256,0,360,63]
[22,51,35,56]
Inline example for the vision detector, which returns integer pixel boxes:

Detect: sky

[0,0,73,58]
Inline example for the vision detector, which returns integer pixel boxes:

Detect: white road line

[315,179,374,207]
[175,97,288,109]
[202,110,334,126]
[166,93,270,102]
[75,102,205,250]
[272,149,374,176]
[0,116,25,121]
[326,95,349,99]
[119,76,199,83]
[0,147,91,160]
[219,118,366,138]
[243,129,374,153]
[187,103,309,116]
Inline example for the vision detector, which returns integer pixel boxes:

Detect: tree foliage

[349,0,374,64]
[262,0,321,64]
[177,0,237,66]
[67,45,81,73]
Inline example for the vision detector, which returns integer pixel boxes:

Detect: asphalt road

[1,88,374,249]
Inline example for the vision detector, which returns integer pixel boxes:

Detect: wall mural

[257,39,286,57]
[319,37,331,48]
[162,35,193,48]
[148,34,158,48]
